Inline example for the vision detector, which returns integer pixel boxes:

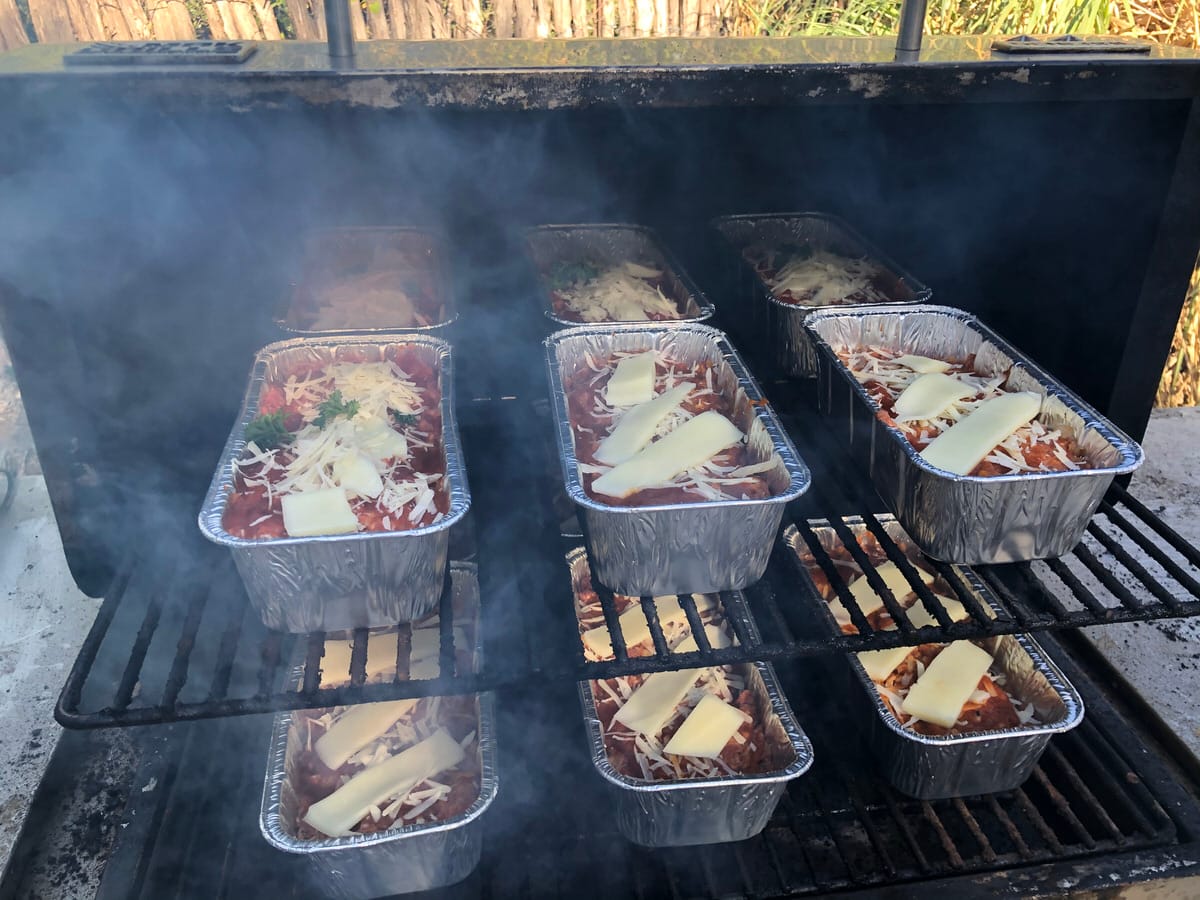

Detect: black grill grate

[74,637,1198,900]
[54,385,1200,729]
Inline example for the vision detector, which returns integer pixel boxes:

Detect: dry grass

[1127,1,1200,407]
[1156,261,1200,407]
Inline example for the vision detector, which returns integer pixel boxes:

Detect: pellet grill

[0,24,1200,900]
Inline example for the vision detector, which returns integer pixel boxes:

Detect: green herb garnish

[390,409,419,427]
[313,390,360,429]
[245,411,294,450]
[549,260,601,290]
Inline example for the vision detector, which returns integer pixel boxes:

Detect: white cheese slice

[303,727,465,836]
[900,595,974,630]
[355,416,408,462]
[920,391,1042,476]
[593,382,693,466]
[894,354,953,374]
[605,352,657,407]
[826,561,936,627]
[610,621,731,738]
[314,699,420,771]
[670,623,731,655]
[687,623,733,652]
[591,411,743,498]
[280,488,359,537]
[320,633,400,687]
[856,646,916,682]
[581,594,718,659]
[893,373,975,421]
[333,452,385,499]
[662,693,747,758]
[408,626,469,680]
[622,261,662,279]
[614,666,702,737]
[901,641,993,728]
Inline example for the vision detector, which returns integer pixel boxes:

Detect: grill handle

[895,0,928,62]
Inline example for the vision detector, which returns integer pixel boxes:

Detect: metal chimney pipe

[325,0,356,59]
[894,0,929,62]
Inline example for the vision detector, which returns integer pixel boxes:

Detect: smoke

[0,85,1182,588]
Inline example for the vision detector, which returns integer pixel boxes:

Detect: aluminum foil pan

[782,515,999,636]
[567,549,813,847]
[804,304,1144,564]
[260,564,496,898]
[198,334,471,632]
[787,517,1082,798]
[853,635,1081,799]
[710,213,930,378]
[545,323,811,595]
[525,224,715,329]
[276,226,458,340]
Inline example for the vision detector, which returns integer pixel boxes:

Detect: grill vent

[63,42,257,67]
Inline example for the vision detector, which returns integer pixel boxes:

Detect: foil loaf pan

[804,304,1144,564]
[260,563,497,898]
[787,517,1084,799]
[198,334,471,632]
[545,323,811,595]
[567,548,814,846]
[525,224,715,329]
[710,212,930,378]
[276,226,458,340]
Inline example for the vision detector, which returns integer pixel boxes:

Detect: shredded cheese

[575,576,756,782]
[762,249,885,306]
[556,262,681,322]
[576,350,766,502]
[235,360,440,536]
[838,346,1084,475]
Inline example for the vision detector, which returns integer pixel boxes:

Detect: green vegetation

[314,391,360,429]
[245,412,294,450]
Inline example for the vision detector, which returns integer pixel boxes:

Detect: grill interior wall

[0,96,1192,592]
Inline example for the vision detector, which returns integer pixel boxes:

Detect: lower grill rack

[46,636,1196,900]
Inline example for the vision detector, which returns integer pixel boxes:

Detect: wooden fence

[0,0,738,45]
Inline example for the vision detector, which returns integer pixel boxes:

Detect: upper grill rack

[54,387,1200,729]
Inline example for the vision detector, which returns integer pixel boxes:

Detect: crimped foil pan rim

[784,517,1085,747]
[803,303,1145,482]
[525,223,716,327]
[709,211,933,312]
[259,562,496,855]
[848,631,1084,747]
[197,332,471,549]
[275,226,460,337]
[577,662,814,794]
[543,322,809,514]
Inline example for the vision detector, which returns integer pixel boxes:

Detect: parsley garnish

[313,390,360,429]
[549,260,601,290]
[245,411,294,450]
[390,409,419,427]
